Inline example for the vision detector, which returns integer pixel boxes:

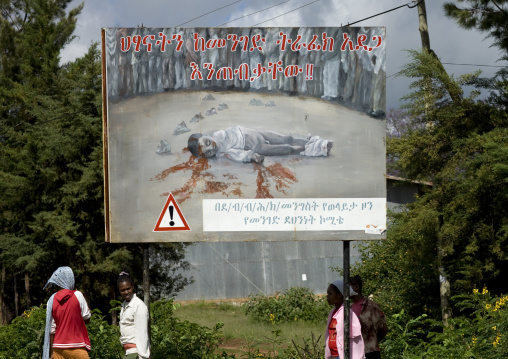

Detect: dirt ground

[218,338,278,356]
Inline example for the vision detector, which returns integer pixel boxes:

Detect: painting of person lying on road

[187,125,333,163]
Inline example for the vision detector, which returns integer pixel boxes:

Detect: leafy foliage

[386,49,508,303]
[1,0,87,319]
[0,300,234,359]
[379,289,508,358]
[355,6,508,351]
[444,0,508,58]
[86,310,122,359]
[350,214,441,320]
[0,1,192,322]
[0,305,121,359]
[3,291,506,359]
[381,310,433,358]
[0,306,45,359]
[148,244,194,301]
[150,299,235,359]
[245,287,330,325]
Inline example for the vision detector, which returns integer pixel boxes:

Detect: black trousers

[366,351,382,359]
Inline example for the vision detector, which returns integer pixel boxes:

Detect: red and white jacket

[51,289,91,351]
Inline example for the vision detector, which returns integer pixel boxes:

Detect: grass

[173,301,326,355]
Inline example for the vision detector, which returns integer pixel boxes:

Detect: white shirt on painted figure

[211,126,255,162]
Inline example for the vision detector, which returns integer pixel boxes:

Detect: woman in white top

[117,271,150,359]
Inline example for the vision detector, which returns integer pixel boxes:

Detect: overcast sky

[62,0,506,110]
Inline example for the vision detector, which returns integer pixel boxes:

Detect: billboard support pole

[343,240,350,359]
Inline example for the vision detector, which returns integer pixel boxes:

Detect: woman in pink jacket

[325,279,365,359]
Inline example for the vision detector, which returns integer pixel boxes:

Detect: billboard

[102,27,386,243]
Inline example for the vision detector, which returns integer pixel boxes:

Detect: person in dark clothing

[349,275,388,359]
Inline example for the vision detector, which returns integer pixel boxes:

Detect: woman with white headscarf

[325,278,365,359]
[43,266,91,359]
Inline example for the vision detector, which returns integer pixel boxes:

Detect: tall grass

[173,301,325,348]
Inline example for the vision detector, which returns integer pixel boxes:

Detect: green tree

[354,49,508,325]
[0,0,85,321]
[444,0,508,57]
[393,49,508,293]
[0,1,192,323]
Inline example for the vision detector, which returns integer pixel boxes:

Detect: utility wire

[345,0,421,26]
[251,0,320,26]
[217,0,291,27]
[442,62,506,68]
[176,0,242,27]
[181,0,414,28]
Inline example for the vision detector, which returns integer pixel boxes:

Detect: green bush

[423,289,508,358]
[87,310,122,359]
[380,289,508,359]
[151,299,235,359]
[0,306,121,359]
[0,299,236,359]
[380,309,433,358]
[245,287,330,324]
[0,306,45,359]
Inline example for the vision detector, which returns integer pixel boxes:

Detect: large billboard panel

[102,27,386,242]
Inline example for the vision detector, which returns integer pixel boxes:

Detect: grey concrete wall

[174,240,363,301]
[172,178,424,301]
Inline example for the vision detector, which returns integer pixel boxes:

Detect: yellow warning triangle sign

[153,193,191,232]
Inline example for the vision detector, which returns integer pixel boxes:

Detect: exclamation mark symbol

[169,205,174,226]
[306,64,313,80]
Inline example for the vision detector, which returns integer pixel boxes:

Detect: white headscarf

[43,267,75,359]
[331,279,344,293]
[43,266,75,291]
